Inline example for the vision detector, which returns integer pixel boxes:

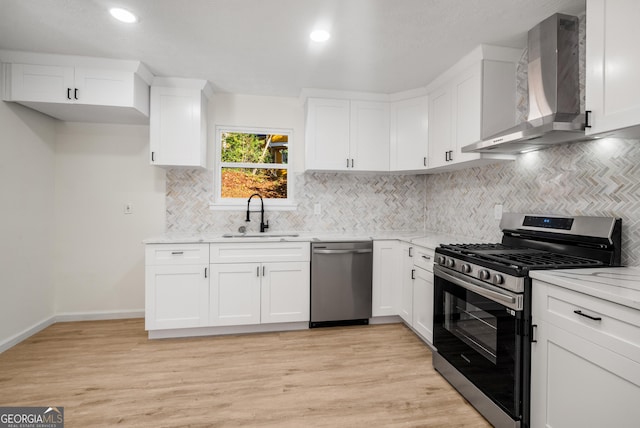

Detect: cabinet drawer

[412,245,434,272]
[533,280,640,364]
[210,242,310,263]
[145,243,210,265]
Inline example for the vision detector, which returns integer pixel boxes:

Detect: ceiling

[0,0,586,97]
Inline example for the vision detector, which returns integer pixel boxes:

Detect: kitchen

[1,0,640,427]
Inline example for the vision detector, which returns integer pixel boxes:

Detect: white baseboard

[0,310,144,353]
[0,316,56,354]
[54,310,144,323]
[148,321,309,340]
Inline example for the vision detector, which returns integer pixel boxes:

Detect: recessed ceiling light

[109,7,138,23]
[310,30,330,42]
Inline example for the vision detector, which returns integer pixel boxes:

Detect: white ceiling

[0,0,586,97]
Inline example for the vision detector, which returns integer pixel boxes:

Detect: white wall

[210,93,305,172]
[0,101,57,349]
[53,122,165,316]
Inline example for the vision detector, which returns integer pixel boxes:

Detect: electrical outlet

[494,204,503,220]
[124,203,133,214]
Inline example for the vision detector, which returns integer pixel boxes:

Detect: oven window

[444,291,498,364]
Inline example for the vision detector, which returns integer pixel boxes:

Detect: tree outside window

[216,128,291,204]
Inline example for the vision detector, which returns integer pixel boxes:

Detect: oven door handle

[434,265,523,311]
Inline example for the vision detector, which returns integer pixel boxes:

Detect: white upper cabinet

[2,53,151,124]
[426,45,521,172]
[390,96,429,171]
[305,96,390,172]
[585,0,640,137]
[350,100,390,171]
[305,98,351,171]
[149,77,212,169]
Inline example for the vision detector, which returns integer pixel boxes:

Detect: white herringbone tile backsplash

[166,171,427,234]
[424,138,640,267]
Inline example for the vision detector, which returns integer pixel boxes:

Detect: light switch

[314,203,321,215]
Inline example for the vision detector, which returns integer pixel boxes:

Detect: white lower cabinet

[531,279,640,428]
[145,244,210,330]
[209,263,261,326]
[412,265,434,343]
[372,240,401,317]
[146,242,310,333]
[397,242,435,345]
[209,242,311,327]
[399,243,414,324]
[209,261,309,326]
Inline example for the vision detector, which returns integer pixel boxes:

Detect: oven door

[433,264,524,419]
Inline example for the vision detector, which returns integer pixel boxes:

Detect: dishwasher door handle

[313,249,373,255]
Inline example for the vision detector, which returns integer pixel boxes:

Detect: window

[213,126,294,209]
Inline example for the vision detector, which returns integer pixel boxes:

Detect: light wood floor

[0,319,491,427]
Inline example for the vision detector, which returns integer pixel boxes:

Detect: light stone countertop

[142,230,465,249]
[530,267,640,311]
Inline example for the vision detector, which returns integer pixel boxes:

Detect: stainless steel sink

[222,233,300,238]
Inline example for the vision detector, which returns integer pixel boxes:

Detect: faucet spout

[246,193,269,233]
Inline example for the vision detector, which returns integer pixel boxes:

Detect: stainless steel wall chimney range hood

[462,13,590,154]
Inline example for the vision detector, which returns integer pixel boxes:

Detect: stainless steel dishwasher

[310,241,373,328]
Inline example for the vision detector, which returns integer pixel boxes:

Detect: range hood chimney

[462,13,590,154]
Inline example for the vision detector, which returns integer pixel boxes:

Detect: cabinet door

[8,63,74,103]
[150,85,206,167]
[586,0,640,136]
[452,64,482,164]
[427,86,453,169]
[398,244,414,324]
[530,319,640,428]
[210,263,261,326]
[305,98,350,170]
[145,264,209,330]
[261,262,310,323]
[412,266,434,344]
[350,100,390,171]
[372,240,401,317]
[74,68,134,107]
[390,96,429,171]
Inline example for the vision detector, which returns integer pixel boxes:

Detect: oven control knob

[437,256,446,265]
[494,274,504,285]
[479,270,491,280]
[446,258,455,268]
[461,264,472,274]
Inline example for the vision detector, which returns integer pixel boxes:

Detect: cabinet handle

[171,251,183,255]
[448,150,453,161]
[151,151,155,162]
[531,324,537,343]
[256,266,260,277]
[445,151,449,162]
[351,159,354,168]
[74,88,79,100]
[422,255,431,260]
[411,269,415,280]
[585,110,592,128]
[346,158,350,168]
[262,266,265,276]
[423,157,427,167]
[408,247,413,257]
[67,88,72,100]
[204,267,208,278]
[573,310,602,321]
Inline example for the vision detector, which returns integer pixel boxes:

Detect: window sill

[209,201,298,211]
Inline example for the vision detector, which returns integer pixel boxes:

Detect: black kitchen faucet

[246,193,269,233]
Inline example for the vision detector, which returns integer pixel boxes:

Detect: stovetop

[437,242,605,275]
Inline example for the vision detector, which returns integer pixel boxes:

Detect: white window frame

[210,125,296,210]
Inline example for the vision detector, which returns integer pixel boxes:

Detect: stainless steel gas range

[432,213,621,428]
